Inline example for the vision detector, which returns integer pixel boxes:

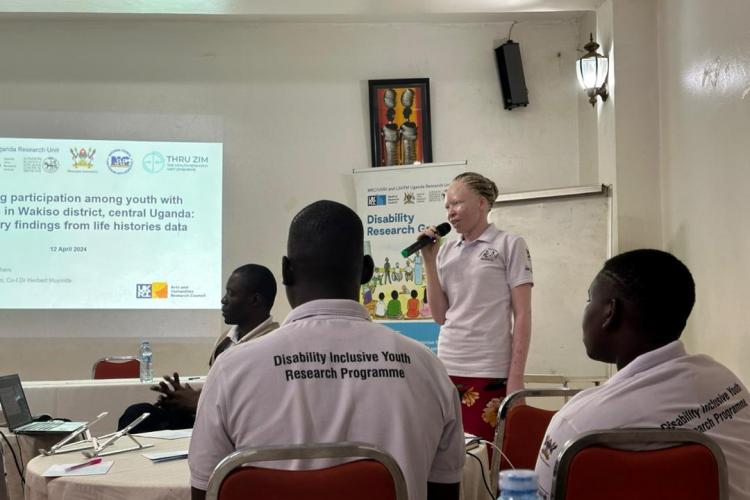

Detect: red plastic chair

[91,356,141,379]
[205,442,408,500]
[552,429,728,500]
[489,389,581,497]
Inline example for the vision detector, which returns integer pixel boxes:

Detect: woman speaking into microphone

[420,172,533,442]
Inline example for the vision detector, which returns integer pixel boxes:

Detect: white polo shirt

[436,223,533,378]
[190,299,465,500]
[534,341,750,500]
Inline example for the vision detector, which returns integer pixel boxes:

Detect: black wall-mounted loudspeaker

[495,40,529,110]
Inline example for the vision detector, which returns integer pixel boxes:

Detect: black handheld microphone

[401,223,451,258]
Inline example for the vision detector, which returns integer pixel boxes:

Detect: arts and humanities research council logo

[42,157,59,173]
[136,282,169,299]
[107,149,133,174]
[368,195,386,206]
[143,151,165,173]
[70,147,96,169]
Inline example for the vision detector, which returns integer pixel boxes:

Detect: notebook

[0,374,86,434]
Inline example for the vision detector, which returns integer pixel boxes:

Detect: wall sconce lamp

[576,33,609,106]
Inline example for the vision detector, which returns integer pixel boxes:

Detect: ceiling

[0,0,602,20]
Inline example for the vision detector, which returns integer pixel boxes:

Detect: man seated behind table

[189,200,465,500]
[117,264,279,432]
[534,249,750,500]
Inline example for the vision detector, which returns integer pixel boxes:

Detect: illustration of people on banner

[361,257,431,321]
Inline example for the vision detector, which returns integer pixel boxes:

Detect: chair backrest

[205,442,408,500]
[552,429,729,500]
[489,388,581,497]
[91,356,141,379]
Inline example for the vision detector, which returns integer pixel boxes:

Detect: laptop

[0,374,86,434]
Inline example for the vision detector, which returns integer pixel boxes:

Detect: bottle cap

[499,469,538,493]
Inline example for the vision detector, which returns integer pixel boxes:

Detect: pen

[153,454,188,463]
[65,457,102,472]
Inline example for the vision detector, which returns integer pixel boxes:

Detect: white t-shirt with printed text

[437,223,533,378]
[190,299,465,500]
[534,341,750,500]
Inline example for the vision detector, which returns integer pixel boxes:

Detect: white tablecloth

[461,443,491,500]
[2,429,59,500]
[25,436,191,500]
[19,377,205,434]
[23,437,489,500]
[0,377,204,500]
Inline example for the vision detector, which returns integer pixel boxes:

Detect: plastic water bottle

[498,469,540,500]
[139,340,153,383]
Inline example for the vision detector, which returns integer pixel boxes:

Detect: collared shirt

[436,223,533,377]
[534,341,750,500]
[190,299,465,500]
[208,316,280,366]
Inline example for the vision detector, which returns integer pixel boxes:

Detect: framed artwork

[368,78,432,167]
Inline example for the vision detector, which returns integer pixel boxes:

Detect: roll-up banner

[353,161,466,351]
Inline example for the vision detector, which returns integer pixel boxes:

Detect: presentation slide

[0,137,222,309]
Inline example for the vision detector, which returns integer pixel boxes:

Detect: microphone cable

[465,450,494,500]
[481,438,516,469]
[465,438,518,500]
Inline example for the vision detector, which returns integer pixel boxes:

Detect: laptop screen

[0,374,33,430]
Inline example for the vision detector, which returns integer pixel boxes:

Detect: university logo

[107,149,133,174]
[70,147,96,169]
[540,435,558,461]
[479,248,499,261]
[367,195,386,206]
[136,282,169,299]
[403,192,415,204]
[143,151,165,173]
[42,157,59,173]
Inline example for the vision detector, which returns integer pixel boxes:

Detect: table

[0,429,62,500]
[24,437,490,500]
[21,378,205,434]
[461,442,491,500]
[25,436,191,500]
[0,378,204,500]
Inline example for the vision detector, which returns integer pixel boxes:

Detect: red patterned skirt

[450,375,507,443]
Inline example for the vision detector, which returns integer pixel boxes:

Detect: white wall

[0,18,586,379]
[658,0,750,384]
[609,0,661,252]
[594,0,662,253]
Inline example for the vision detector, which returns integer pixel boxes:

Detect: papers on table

[142,450,189,463]
[133,429,193,440]
[43,461,113,477]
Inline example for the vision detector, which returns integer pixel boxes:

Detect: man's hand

[151,372,200,414]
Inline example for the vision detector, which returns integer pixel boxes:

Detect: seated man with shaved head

[534,249,750,500]
[189,200,465,500]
